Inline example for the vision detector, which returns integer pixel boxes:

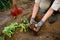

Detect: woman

[30,0,60,32]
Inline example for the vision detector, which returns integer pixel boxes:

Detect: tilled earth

[5,13,60,40]
[0,0,60,40]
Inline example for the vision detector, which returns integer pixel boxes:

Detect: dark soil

[0,0,60,40]
[0,13,60,40]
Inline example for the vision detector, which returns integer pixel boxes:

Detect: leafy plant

[0,37,5,40]
[19,23,29,32]
[0,0,12,11]
[21,16,28,24]
[9,22,18,31]
[3,27,13,37]
[2,17,29,37]
[3,22,18,37]
[19,17,29,32]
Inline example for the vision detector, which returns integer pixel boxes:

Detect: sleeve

[51,0,60,11]
[35,0,41,3]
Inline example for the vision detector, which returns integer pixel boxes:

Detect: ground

[0,0,60,40]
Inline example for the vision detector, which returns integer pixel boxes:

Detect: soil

[0,0,60,40]
[3,13,60,40]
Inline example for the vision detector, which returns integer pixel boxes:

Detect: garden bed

[0,12,60,40]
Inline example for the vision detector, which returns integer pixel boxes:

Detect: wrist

[31,18,34,20]
[30,18,35,24]
[30,18,35,21]
[38,20,44,26]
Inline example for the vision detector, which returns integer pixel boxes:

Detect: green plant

[9,22,18,31]
[3,22,18,37]
[0,0,12,11]
[19,23,29,32]
[21,17,28,24]
[19,17,29,32]
[0,37,5,40]
[3,27,13,37]
[2,17,29,37]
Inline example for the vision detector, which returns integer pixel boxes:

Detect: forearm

[41,8,54,22]
[31,3,39,18]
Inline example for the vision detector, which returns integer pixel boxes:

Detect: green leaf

[2,22,18,37]
[21,17,28,24]
[19,23,29,32]
[20,28,24,32]
[0,37,4,40]
[3,29,13,37]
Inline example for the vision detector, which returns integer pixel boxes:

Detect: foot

[48,14,57,24]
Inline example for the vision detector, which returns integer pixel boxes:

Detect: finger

[34,24,38,28]
[33,28,36,31]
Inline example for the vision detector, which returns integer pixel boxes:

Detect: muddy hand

[33,21,44,32]
[30,18,35,24]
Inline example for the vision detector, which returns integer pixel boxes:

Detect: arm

[41,0,60,22]
[30,0,40,24]
[32,0,60,32]
[30,3,40,24]
[31,3,40,18]
[41,7,54,22]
